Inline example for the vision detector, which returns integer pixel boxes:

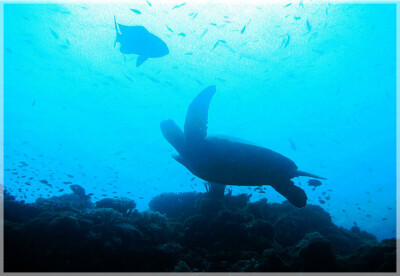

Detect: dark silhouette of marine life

[114,16,169,67]
[173,2,186,9]
[130,9,141,14]
[308,179,322,188]
[160,85,325,208]
[289,138,296,151]
[49,28,59,39]
[70,184,86,197]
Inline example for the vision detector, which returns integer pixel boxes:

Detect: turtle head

[160,119,185,154]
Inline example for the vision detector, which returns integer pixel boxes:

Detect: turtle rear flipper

[272,180,307,208]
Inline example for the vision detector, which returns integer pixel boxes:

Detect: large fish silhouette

[114,16,169,67]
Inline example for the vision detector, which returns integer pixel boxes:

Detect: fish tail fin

[296,170,326,180]
[114,15,120,48]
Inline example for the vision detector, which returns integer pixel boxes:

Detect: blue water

[4,3,396,241]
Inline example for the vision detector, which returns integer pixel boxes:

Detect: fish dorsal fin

[184,85,216,141]
[136,56,148,67]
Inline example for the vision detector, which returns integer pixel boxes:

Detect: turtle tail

[296,170,326,180]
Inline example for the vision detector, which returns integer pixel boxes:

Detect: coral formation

[4,189,397,272]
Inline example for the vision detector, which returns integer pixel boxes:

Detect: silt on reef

[3,189,397,272]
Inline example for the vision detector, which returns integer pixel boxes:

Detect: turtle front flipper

[160,119,185,155]
[272,180,307,208]
[184,85,216,142]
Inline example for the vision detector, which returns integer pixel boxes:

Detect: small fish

[130,9,141,14]
[67,174,74,178]
[200,28,208,38]
[194,79,203,86]
[192,12,198,19]
[146,0,152,6]
[39,179,48,184]
[166,25,174,32]
[319,199,326,204]
[173,3,186,9]
[178,32,186,37]
[289,138,296,150]
[294,16,301,20]
[212,40,220,50]
[124,74,134,82]
[308,179,322,188]
[58,189,64,192]
[306,20,311,31]
[190,177,195,181]
[241,25,246,34]
[284,3,292,7]
[210,23,217,26]
[279,37,287,48]
[284,33,290,48]
[49,28,59,39]
[148,76,160,83]
[382,218,387,221]
[63,181,72,184]
[216,77,226,82]
[312,49,324,55]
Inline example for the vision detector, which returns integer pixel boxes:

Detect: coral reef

[95,197,136,214]
[4,189,397,272]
